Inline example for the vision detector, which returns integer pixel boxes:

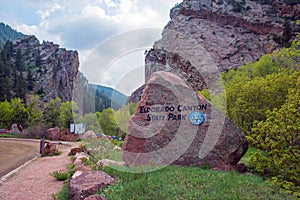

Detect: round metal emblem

[189,111,204,125]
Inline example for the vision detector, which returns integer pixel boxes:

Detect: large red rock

[42,143,58,156]
[46,127,60,141]
[82,130,97,140]
[46,127,79,142]
[69,171,115,200]
[123,71,248,171]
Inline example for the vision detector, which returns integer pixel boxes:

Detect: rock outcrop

[129,0,300,101]
[69,171,115,200]
[12,35,80,102]
[123,71,248,170]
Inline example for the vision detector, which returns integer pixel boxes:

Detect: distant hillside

[0,22,25,44]
[83,84,127,114]
[0,35,79,102]
[0,22,127,113]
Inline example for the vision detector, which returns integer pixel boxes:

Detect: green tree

[128,102,138,115]
[15,49,24,71]
[14,71,28,100]
[248,87,300,197]
[26,67,35,91]
[226,70,299,134]
[26,95,42,127]
[58,101,79,129]
[0,101,13,128]
[0,41,13,100]
[10,98,29,127]
[43,97,62,128]
[82,113,102,133]
[97,108,119,136]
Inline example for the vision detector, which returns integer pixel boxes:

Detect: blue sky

[0,0,180,95]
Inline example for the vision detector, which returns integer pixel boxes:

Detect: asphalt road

[0,139,40,177]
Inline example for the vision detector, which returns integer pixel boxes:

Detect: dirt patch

[0,139,40,177]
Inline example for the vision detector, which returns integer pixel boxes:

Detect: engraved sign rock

[123,71,248,171]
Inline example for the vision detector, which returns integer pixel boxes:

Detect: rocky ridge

[12,35,79,102]
[143,0,300,92]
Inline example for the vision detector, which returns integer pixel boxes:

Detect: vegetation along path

[0,139,76,200]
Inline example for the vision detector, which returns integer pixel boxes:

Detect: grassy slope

[101,165,295,200]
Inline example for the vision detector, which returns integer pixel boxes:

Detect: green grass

[52,182,69,200]
[0,133,22,138]
[101,166,295,200]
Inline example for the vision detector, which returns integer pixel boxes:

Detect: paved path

[0,139,76,200]
[0,139,40,177]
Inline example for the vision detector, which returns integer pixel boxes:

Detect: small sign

[189,111,204,125]
[70,123,86,134]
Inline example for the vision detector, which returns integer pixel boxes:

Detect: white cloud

[16,23,62,45]
[2,0,181,94]
[37,3,64,21]
[82,4,110,19]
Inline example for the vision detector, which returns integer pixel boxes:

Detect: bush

[22,124,48,139]
[247,87,300,197]
[111,140,124,148]
[51,170,70,181]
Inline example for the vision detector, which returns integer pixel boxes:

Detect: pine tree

[0,41,13,100]
[27,67,34,91]
[15,49,24,71]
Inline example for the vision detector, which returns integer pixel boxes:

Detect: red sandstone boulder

[46,127,60,141]
[74,152,89,168]
[69,171,115,200]
[123,71,248,171]
[96,159,126,168]
[42,143,58,156]
[82,130,97,140]
[59,128,80,142]
[68,146,86,156]
[46,127,79,142]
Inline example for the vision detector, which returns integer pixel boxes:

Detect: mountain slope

[82,84,127,114]
[0,23,127,114]
[0,22,25,44]
[144,0,300,92]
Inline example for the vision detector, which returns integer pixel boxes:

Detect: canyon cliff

[128,0,300,103]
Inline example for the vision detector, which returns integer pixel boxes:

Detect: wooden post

[40,138,45,156]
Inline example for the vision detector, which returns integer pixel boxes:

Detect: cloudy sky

[0,0,180,95]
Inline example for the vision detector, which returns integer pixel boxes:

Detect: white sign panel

[70,123,86,134]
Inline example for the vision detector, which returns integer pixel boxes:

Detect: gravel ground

[0,139,76,200]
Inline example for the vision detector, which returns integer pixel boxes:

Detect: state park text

[139,104,208,122]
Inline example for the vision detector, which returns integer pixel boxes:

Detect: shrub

[67,163,76,176]
[247,87,300,197]
[51,170,70,181]
[111,140,124,148]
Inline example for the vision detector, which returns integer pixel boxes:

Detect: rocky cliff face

[12,35,80,102]
[144,0,300,92]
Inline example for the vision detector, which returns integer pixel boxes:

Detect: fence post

[40,138,45,156]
